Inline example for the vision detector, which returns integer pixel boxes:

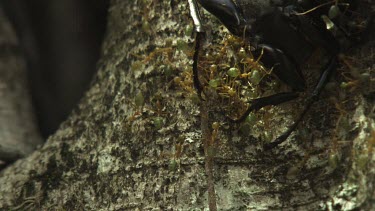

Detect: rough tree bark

[1,0,375,210]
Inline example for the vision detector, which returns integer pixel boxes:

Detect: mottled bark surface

[0,0,375,210]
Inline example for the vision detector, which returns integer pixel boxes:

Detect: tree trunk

[1,0,375,210]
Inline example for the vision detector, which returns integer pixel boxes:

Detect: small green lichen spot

[328,152,340,169]
[153,116,164,129]
[168,159,178,171]
[160,64,174,77]
[185,25,194,36]
[131,61,144,72]
[176,39,189,54]
[135,92,144,107]
[356,154,368,170]
[245,113,257,125]
[142,21,151,34]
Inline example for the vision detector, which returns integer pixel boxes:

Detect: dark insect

[188,0,371,149]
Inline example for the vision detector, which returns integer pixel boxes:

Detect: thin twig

[200,103,217,211]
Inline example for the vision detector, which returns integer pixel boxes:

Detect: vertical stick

[201,103,217,211]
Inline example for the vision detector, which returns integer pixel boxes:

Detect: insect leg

[229,43,307,122]
[265,55,338,150]
[188,0,205,97]
[195,0,246,36]
[230,92,300,122]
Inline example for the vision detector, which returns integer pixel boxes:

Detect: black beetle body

[188,0,371,149]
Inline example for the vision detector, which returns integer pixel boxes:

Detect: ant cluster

[171,28,297,144]
[194,34,280,122]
